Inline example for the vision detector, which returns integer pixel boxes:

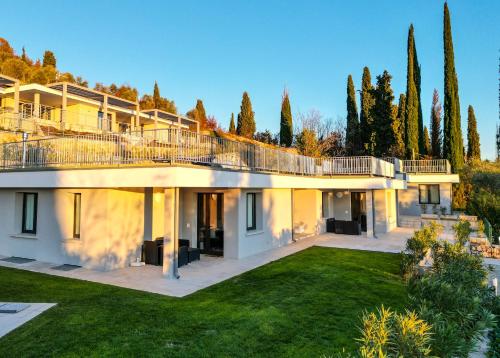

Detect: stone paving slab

[0,302,56,338]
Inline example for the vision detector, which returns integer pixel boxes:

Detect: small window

[22,193,38,234]
[246,193,256,231]
[419,184,440,204]
[73,193,81,239]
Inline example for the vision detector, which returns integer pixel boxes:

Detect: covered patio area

[0,228,414,297]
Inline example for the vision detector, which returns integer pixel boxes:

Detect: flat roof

[140,109,197,126]
[48,82,137,109]
[0,74,19,88]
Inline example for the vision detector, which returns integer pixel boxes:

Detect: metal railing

[401,159,451,174]
[0,128,394,177]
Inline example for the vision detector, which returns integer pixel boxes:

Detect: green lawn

[0,247,407,357]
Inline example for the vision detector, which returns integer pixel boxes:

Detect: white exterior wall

[0,188,144,271]
[373,189,397,234]
[398,183,452,217]
[293,189,323,235]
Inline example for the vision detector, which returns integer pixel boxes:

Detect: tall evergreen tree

[412,30,424,154]
[153,82,161,108]
[443,2,464,172]
[195,99,207,130]
[42,50,56,68]
[237,92,255,138]
[423,126,431,156]
[371,70,396,157]
[466,105,480,161]
[430,89,442,158]
[346,75,360,154]
[360,67,375,155]
[405,25,419,159]
[397,93,407,149]
[280,90,293,147]
[229,113,236,134]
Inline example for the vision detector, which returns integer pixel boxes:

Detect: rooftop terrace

[0,129,452,178]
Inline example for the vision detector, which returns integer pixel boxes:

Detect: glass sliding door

[197,193,224,256]
[351,192,367,232]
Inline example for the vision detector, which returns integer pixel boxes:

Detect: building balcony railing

[0,128,395,178]
[400,159,451,174]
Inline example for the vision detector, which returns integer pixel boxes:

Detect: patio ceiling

[141,109,196,127]
[0,74,18,88]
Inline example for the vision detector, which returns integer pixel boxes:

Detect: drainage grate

[51,264,81,271]
[0,257,35,264]
[0,303,30,314]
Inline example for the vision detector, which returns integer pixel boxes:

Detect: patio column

[163,187,180,279]
[13,81,20,129]
[33,92,40,118]
[61,83,67,131]
[365,190,375,238]
[135,104,140,131]
[103,94,109,132]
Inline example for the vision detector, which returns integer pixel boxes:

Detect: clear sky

[2,0,499,159]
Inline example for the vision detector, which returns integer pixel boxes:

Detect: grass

[0,247,407,357]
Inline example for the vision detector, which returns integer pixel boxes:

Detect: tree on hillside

[360,67,375,155]
[371,70,396,157]
[237,92,256,138]
[296,128,320,157]
[443,2,464,172]
[255,130,278,145]
[280,90,293,147]
[430,89,442,158]
[405,25,420,159]
[186,99,208,130]
[1,57,30,82]
[466,105,480,162]
[423,126,431,156]
[229,113,236,134]
[0,38,15,63]
[412,29,424,154]
[396,93,407,153]
[42,50,56,68]
[153,82,161,108]
[346,74,360,154]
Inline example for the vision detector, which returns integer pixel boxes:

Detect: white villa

[0,74,459,279]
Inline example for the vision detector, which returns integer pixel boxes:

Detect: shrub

[453,219,472,247]
[409,241,495,357]
[357,306,433,358]
[400,222,442,278]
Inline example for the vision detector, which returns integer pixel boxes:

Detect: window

[97,112,112,131]
[419,184,440,204]
[246,193,256,231]
[21,193,38,234]
[73,193,81,239]
[322,192,329,218]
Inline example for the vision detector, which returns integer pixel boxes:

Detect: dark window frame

[73,193,81,239]
[21,192,38,234]
[418,184,440,204]
[246,193,257,231]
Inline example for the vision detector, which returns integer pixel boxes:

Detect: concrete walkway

[0,303,56,338]
[0,228,415,297]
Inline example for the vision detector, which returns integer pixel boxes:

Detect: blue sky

[2,0,499,159]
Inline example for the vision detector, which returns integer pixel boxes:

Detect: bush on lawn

[400,222,442,279]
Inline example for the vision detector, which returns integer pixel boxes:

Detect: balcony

[400,159,451,174]
[0,128,395,178]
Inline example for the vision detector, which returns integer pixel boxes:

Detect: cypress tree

[280,90,293,147]
[360,67,375,155]
[195,99,207,130]
[397,94,407,149]
[153,82,161,108]
[413,31,424,154]
[371,70,396,157]
[423,126,431,156]
[430,89,442,158]
[405,25,419,159]
[443,2,464,172]
[42,50,56,67]
[346,75,360,154]
[237,92,255,138]
[466,105,480,161]
[229,113,236,134]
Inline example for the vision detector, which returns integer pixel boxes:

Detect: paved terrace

[0,228,417,297]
